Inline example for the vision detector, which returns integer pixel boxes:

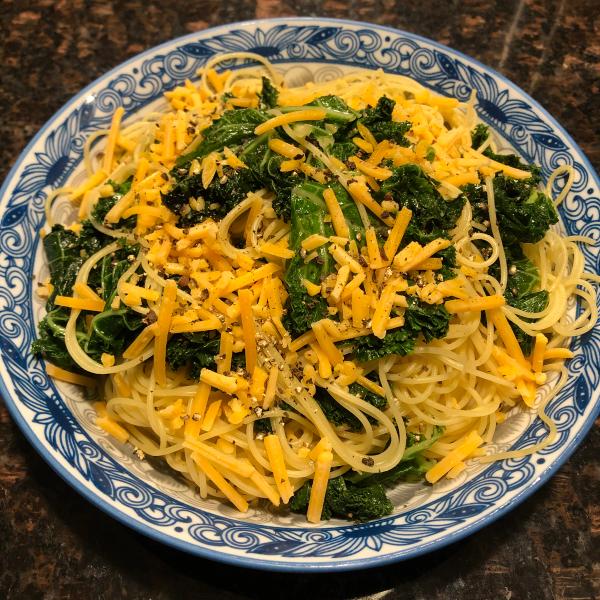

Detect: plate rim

[0,16,598,572]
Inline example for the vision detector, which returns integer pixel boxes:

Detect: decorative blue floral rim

[0,18,598,572]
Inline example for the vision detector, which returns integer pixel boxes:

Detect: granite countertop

[0,1,598,598]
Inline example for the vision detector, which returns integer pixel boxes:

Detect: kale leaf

[290,477,393,522]
[164,166,261,226]
[165,331,221,378]
[353,300,450,362]
[471,123,489,149]
[40,225,85,311]
[466,176,557,246]
[376,164,465,234]
[240,133,303,222]
[305,95,359,124]
[314,382,387,431]
[329,141,359,163]
[177,108,269,165]
[403,297,451,343]
[353,327,416,362]
[404,225,458,280]
[487,246,549,355]
[84,308,143,361]
[283,182,334,336]
[283,181,365,336]
[465,126,557,245]
[33,225,143,368]
[31,309,79,371]
[253,418,274,436]
[359,96,410,145]
[346,426,443,487]
[508,289,549,355]
[259,77,279,109]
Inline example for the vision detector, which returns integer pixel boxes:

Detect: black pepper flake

[362,457,375,467]
[143,309,158,325]
[187,126,196,135]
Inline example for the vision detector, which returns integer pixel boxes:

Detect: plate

[0,18,599,572]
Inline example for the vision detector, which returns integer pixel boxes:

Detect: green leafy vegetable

[164,166,261,226]
[177,108,269,165]
[314,382,387,431]
[346,426,443,487]
[31,309,79,371]
[466,176,557,246]
[471,123,489,149]
[283,180,364,337]
[305,95,359,124]
[403,297,451,343]
[376,164,465,234]
[353,327,416,362]
[33,224,143,368]
[259,77,279,109]
[84,309,143,360]
[165,331,221,378]
[290,476,393,522]
[358,96,410,145]
[253,418,273,436]
[239,132,303,221]
[283,183,333,336]
[353,299,450,362]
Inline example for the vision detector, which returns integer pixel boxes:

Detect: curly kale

[353,299,450,362]
[353,327,416,363]
[31,309,79,371]
[376,164,465,234]
[358,96,411,145]
[471,123,490,149]
[305,95,359,124]
[283,181,364,337]
[163,166,261,226]
[465,176,557,246]
[164,331,245,380]
[290,427,446,522]
[165,331,221,378]
[345,427,444,487]
[240,133,303,222]
[32,225,143,368]
[290,477,393,522]
[314,382,388,431]
[253,418,274,436]
[494,247,549,355]
[259,76,279,109]
[83,308,143,361]
[87,179,137,235]
[465,126,558,245]
[403,297,451,343]
[177,108,269,165]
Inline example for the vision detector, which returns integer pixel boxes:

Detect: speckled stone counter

[0,2,598,598]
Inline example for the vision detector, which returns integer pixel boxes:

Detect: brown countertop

[1,1,598,598]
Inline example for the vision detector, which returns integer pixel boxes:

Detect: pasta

[33,53,597,523]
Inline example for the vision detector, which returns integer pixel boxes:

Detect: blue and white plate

[0,18,598,572]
